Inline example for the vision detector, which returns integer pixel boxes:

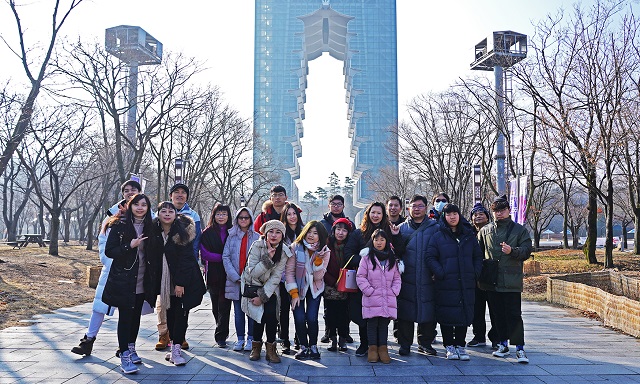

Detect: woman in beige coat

[241,220,292,363]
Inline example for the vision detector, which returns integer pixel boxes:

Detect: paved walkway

[1,298,639,383]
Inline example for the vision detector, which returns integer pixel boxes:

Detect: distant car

[595,237,620,248]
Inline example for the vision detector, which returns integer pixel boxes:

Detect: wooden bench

[1,241,22,250]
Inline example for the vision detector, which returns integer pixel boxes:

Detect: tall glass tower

[254,0,398,206]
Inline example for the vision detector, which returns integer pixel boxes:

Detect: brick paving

[0,299,639,383]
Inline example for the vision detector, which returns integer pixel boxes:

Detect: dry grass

[522,248,640,301]
[0,244,99,330]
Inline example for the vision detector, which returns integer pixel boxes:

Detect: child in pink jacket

[356,229,401,364]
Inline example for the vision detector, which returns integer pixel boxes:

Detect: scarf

[303,240,318,251]
[374,248,390,261]
[160,231,171,311]
[201,224,227,254]
[239,231,249,274]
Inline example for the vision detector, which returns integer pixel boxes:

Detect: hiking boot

[181,340,189,350]
[249,341,263,361]
[378,345,391,364]
[516,349,529,364]
[71,334,95,356]
[466,338,486,347]
[445,345,459,360]
[171,344,187,366]
[265,342,281,363]
[418,343,437,356]
[492,344,510,358]
[127,343,142,364]
[457,346,470,361]
[355,343,368,357]
[155,332,170,350]
[244,339,253,351]
[295,345,309,360]
[309,345,321,360]
[120,350,139,374]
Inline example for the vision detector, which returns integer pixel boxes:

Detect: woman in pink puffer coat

[356,229,401,364]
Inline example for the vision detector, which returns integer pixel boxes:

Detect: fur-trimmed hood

[261,200,274,213]
[173,214,196,245]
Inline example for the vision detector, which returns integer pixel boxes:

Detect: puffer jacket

[91,202,121,315]
[222,207,260,300]
[426,218,483,326]
[394,218,439,323]
[253,201,283,234]
[477,217,532,292]
[149,215,206,310]
[356,248,401,319]
[241,238,293,323]
[102,219,158,309]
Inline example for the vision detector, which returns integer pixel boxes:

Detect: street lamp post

[175,158,183,184]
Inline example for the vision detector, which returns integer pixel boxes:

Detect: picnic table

[16,234,47,248]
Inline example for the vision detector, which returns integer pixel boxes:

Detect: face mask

[434,201,446,213]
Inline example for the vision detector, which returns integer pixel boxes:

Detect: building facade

[254,0,398,205]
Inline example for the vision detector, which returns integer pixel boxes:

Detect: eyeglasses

[330,202,344,207]
[237,216,251,220]
[215,212,228,217]
[271,192,286,198]
[410,204,426,209]
[435,199,447,203]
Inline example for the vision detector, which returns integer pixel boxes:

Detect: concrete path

[1,299,639,383]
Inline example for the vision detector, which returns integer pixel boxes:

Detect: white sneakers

[233,340,244,351]
[516,349,529,364]
[492,344,510,357]
[244,339,253,351]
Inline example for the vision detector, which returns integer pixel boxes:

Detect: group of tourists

[70,181,532,374]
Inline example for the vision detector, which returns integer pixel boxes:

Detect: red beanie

[332,217,353,232]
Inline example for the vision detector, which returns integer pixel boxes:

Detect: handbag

[242,284,261,298]
[478,258,499,286]
[337,255,358,293]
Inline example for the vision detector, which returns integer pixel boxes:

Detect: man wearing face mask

[428,192,450,221]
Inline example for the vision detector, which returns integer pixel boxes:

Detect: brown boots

[378,345,391,364]
[367,345,379,363]
[249,341,263,361]
[367,345,391,363]
[155,332,170,350]
[265,342,281,363]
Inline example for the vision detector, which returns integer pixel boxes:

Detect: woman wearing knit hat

[323,218,353,352]
[241,220,292,363]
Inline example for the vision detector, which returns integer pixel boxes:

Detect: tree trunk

[634,213,640,255]
[48,213,61,256]
[584,170,598,264]
[604,195,615,269]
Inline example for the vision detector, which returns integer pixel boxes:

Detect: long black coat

[426,218,483,326]
[149,215,206,311]
[394,218,439,324]
[102,220,158,309]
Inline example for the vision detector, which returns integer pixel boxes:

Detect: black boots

[71,334,96,356]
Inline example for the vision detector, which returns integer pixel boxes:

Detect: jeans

[233,299,254,340]
[253,294,278,343]
[487,291,525,346]
[367,317,391,346]
[167,295,190,345]
[117,294,144,352]
[441,325,467,347]
[292,290,321,347]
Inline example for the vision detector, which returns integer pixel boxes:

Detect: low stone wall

[547,271,640,338]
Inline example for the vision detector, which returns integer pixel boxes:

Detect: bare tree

[0,0,85,176]
[18,105,105,255]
